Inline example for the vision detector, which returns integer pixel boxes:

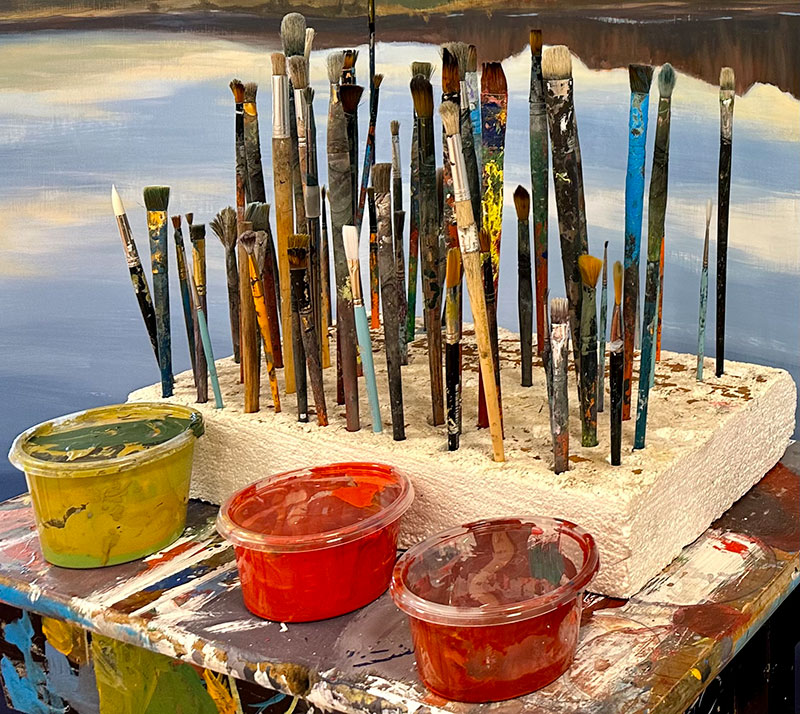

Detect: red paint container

[391,517,598,702]
[217,462,414,622]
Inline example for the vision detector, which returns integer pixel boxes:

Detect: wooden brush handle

[518,219,533,387]
[393,210,408,365]
[298,303,328,426]
[260,231,283,369]
[223,246,241,364]
[610,345,623,465]
[191,238,208,404]
[245,255,280,413]
[148,212,173,398]
[379,216,405,441]
[173,232,197,382]
[354,302,383,433]
[239,241,260,412]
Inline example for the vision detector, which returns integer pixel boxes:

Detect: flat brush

[289,233,328,426]
[598,241,609,412]
[111,185,159,368]
[578,254,603,447]
[622,64,654,420]
[716,67,735,377]
[515,185,533,387]
[239,229,281,413]
[210,207,240,364]
[412,74,444,427]
[344,225,382,433]
[697,200,712,381]
[187,271,223,409]
[550,297,570,473]
[189,222,208,404]
[440,100,504,462]
[143,185,172,398]
[375,163,405,440]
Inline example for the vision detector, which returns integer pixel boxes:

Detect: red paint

[218,463,413,622]
[712,535,750,556]
[673,603,749,639]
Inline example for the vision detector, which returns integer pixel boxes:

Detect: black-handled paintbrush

[515,185,533,387]
[716,67,735,377]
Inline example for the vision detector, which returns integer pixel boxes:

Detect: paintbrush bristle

[243,82,258,102]
[541,45,572,81]
[171,215,181,230]
[481,62,507,94]
[466,45,477,73]
[613,260,623,305]
[238,230,256,254]
[445,247,461,288]
[229,79,244,102]
[372,163,391,195]
[303,86,314,105]
[439,100,460,137]
[271,53,286,76]
[339,84,364,114]
[185,212,194,226]
[530,29,542,55]
[658,63,676,97]
[342,49,358,71]
[578,254,602,287]
[210,207,237,248]
[442,48,460,95]
[705,199,713,224]
[327,51,345,83]
[720,66,735,91]
[189,223,206,241]
[479,228,490,254]
[390,119,400,135]
[628,64,654,94]
[246,202,271,232]
[304,27,315,62]
[342,225,359,263]
[288,233,310,269]
[443,42,469,79]
[551,297,569,324]
[373,73,384,89]
[410,61,433,80]
[287,55,308,90]
[143,186,170,212]
[513,185,530,219]
[281,12,306,57]
[410,76,434,118]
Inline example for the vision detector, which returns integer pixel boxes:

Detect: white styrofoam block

[129,329,796,598]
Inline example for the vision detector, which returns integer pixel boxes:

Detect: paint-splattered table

[0,446,797,714]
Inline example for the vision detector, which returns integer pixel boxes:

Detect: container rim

[7,402,204,478]
[216,462,415,553]
[391,516,599,627]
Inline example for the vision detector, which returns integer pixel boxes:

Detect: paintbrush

[285,230,309,424]
[321,186,332,335]
[697,200,712,381]
[171,215,197,387]
[357,74,384,231]
[440,100,504,462]
[466,45,481,172]
[609,339,623,465]
[374,164,405,441]
[436,166,446,299]
[342,49,358,85]
[656,234,665,365]
[611,260,623,343]
[390,120,408,363]
[210,207,240,364]
[111,185,160,368]
[529,30,549,357]
[441,47,461,262]
[716,67,735,378]
[340,81,363,222]
[288,234,328,426]
[187,271,223,409]
[368,0,375,105]
[287,55,311,204]
[411,75,445,427]
[232,78,260,410]
[549,297,570,473]
[406,61,433,345]
[189,222,209,404]
[480,62,508,295]
[368,187,380,329]
[477,227,502,432]
[243,82,267,204]
[515,186,533,387]
[281,12,307,235]
[327,51,361,429]
[598,241,609,412]
[246,202,282,368]
[621,64,654,420]
[239,229,282,414]
[272,52,296,395]
[344,225,382,433]
[304,27,314,65]
[578,254,602,447]
[635,64,675,450]
[143,186,173,398]
[444,246,462,451]
[340,50,360,211]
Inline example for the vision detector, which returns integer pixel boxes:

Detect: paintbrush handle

[518,219,533,387]
[697,267,709,381]
[446,340,460,451]
[610,344,623,465]
[551,325,570,474]
[246,256,281,413]
[598,254,608,413]
[354,302,383,433]
[239,242,260,412]
[481,95,507,293]
[148,212,173,398]
[379,229,405,441]
[656,238,665,362]
[289,88,307,234]
[406,116,421,344]
[634,258,660,449]
[356,118,378,230]
[290,295,309,423]
[321,188,333,330]
[297,301,328,427]
[579,285,599,447]
[716,136,732,377]
[243,102,267,203]
[260,235,283,368]
[368,192,381,329]
[394,210,408,365]
[222,245,241,364]
[175,250,197,382]
[189,271,224,410]
[191,238,208,404]
[530,60,549,358]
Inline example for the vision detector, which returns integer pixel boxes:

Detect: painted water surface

[0,19,797,496]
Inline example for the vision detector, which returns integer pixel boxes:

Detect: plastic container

[8,402,203,568]
[217,462,414,622]
[391,516,599,702]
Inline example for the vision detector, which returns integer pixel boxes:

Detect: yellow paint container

[8,402,204,568]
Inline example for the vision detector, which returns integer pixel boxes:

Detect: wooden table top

[0,445,797,714]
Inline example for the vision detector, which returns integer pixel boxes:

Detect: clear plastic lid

[217,462,415,553]
[8,402,204,478]
[391,516,598,626]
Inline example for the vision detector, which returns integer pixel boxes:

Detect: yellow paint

[42,617,74,657]
[481,160,504,284]
[244,102,257,116]
[690,667,702,680]
[147,210,167,233]
[202,670,240,714]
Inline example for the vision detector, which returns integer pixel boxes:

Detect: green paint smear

[26,416,194,463]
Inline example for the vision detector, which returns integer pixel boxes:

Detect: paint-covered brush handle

[196,307,224,409]
[610,344,623,465]
[697,268,709,381]
[354,303,383,433]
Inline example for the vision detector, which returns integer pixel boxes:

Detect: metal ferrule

[272,76,290,139]
[460,82,469,110]
[458,222,480,254]
[446,134,469,203]
[546,77,572,101]
[719,91,735,140]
